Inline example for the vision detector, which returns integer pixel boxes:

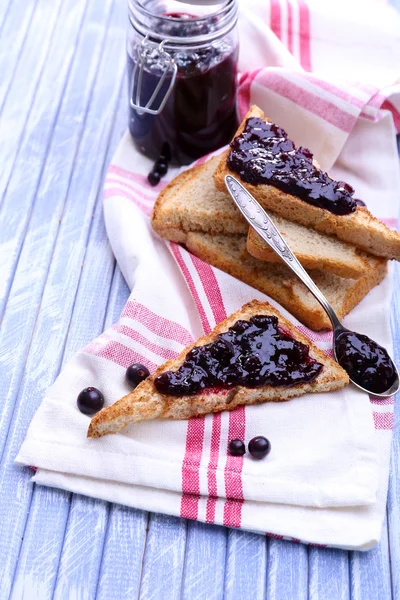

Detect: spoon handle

[225,175,342,330]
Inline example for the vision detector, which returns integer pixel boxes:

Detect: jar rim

[128,0,238,46]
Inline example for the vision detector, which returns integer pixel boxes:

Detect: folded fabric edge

[15,434,378,509]
[31,468,382,552]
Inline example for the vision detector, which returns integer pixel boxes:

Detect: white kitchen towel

[17,0,400,549]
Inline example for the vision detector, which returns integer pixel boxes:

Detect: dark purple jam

[227,117,357,215]
[154,315,323,396]
[128,14,238,165]
[336,331,396,394]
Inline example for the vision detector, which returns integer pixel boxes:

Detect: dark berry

[126,363,150,388]
[148,170,161,186]
[161,142,171,162]
[77,387,104,416]
[228,439,246,456]
[155,160,168,176]
[355,198,366,207]
[248,436,271,459]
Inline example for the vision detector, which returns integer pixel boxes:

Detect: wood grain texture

[181,521,227,600]
[0,0,398,598]
[266,539,308,600]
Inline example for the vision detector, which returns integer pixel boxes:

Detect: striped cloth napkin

[17,0,400,549]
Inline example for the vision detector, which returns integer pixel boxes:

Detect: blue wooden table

[1,1,400,598]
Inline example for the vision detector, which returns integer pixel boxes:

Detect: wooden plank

[0,0,36,110]
[0,0,89,322]
[181,521,227,600]
[308,548,349,600]
[0,0,125,595]
[224,529,266,600]
[386,262,400,600]
[0,0,64,198]
[266,539,308,600]
[349,519,392,600]
[138,514,187,600]
[96,505,148,600]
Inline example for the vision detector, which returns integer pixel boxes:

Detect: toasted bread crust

[88,300,349,438]
[183,232,387,331]
[214,106,400,261]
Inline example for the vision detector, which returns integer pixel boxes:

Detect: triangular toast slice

[152,156,377,279]
[214,105,400,261]
[88,300,349,438]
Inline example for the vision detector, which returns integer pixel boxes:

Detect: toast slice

[152,156,248,243]
[153,156,377,279]
[246,221,376,278]
[88,300,349,438]
[214,105,400,261]
[180,232,387,330]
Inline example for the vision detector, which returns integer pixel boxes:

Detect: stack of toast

[87,105,400,436]
[152,105,400,331]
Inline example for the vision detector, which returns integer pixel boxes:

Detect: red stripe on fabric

[180,417,206,520]
[188,253,228,523]
[297,0,311,71]
[257,72,356,132]
[224,405,246,527]
[367,91,387,109]
[122,301,194,347]
[115,324,179,361]
[105,178,157,203]
[171,244,211,334]
[87,340,157,371]
[169,245,210,520]
[373,412,393,430]
[323,349,334,359]
[270,0,282,40]
[266,532,284,539]
[189,254,227,326]
[103,188,152,216]
[295,325,333,343]
[287,0,294,55]
[205,412,222,523]
[237,69,263,121]
[300,75,365,109]
[382,99,400,133]
[308,542,327,548]
[381,217,398,229]
[370,396,394,405]
[108,164,171,188]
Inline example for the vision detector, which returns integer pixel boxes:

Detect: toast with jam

[214,105,400,261]
[88,300,349,438]
[152,156,379,279]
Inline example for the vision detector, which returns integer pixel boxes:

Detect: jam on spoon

[154,315,323,396]
[335,331,396,395]
[227,117,357,215]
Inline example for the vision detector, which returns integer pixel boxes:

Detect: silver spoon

[225,175,399,398]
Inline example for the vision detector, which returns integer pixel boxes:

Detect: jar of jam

[127,0,239,165]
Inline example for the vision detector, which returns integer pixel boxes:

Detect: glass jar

[127,0,239,165]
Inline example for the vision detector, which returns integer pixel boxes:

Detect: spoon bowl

[332,324,400,398]
[224,175,399,398]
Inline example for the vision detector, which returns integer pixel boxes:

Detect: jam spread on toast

[335,331,396,394]
[154,315,323,396]
[227,117,357,215]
